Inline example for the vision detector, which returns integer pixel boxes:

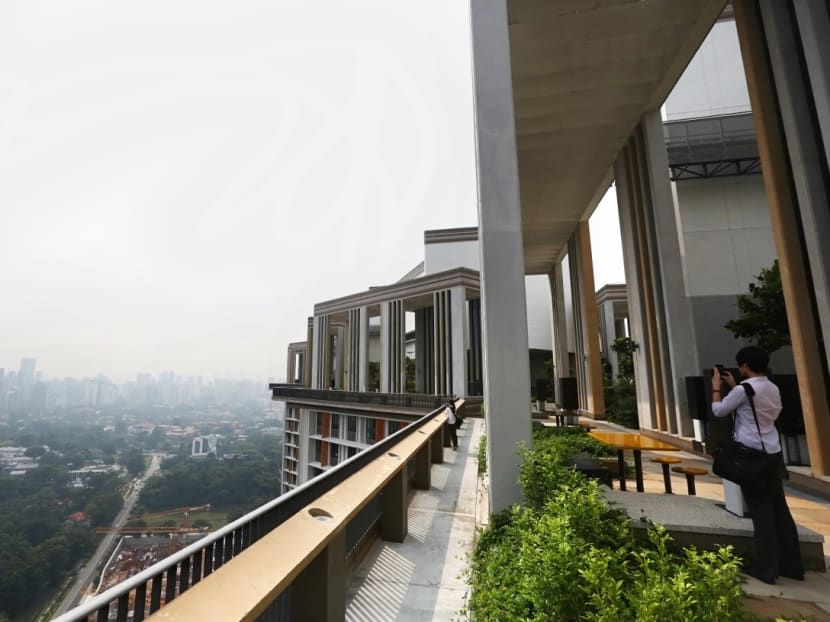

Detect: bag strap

[741,382,767,453]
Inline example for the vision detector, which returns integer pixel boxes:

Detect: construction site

[90,506,213,606]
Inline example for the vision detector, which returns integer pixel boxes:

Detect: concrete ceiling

[508,0,728,274]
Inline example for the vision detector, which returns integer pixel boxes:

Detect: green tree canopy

[725,260,790,355]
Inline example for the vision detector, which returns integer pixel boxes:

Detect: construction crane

[96,505,212,552]
[125,504,211,528]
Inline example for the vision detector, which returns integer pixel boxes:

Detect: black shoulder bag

[711,383,772,491]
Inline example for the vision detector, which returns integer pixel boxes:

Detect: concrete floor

[345,419,482,622]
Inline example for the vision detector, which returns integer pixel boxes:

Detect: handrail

[147,405,454,620]
[52,400,457,622]
[269,385,454,411]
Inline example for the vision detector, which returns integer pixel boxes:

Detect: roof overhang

[508,0,728,274]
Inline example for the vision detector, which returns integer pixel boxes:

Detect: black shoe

[744,566,776,585]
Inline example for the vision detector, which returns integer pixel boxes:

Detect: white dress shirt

[711,376,782,453]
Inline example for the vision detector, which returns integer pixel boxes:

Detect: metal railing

[53,403,452,622]
[269,384,454,411]
[664,112,758,164]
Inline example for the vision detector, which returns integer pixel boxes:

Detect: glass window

[315,413,324,436]
[347,446,358,458]
[347,416,357,441]
[388,420,402,434]
[365,418,376,444]
[314,440,322,463]
[330,444,340,466]
[331,414,340,438]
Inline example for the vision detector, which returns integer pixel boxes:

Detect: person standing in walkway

[445,401,459,450]
[712,345,804,584]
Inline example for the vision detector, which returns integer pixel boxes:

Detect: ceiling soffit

[505,0,727,274]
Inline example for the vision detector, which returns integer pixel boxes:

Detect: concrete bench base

[604,489,826,571]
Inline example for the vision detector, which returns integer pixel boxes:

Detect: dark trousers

[741,453,803,579]
[448,422,458,448]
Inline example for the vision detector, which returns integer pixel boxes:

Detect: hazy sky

[0,1,624,382]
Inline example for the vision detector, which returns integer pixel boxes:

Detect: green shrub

[477,433,487,475]
[519,427,615,510]
[604,382,639,429]
[466,427,747,621]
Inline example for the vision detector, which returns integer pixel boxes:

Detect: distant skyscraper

[17,358,36,405]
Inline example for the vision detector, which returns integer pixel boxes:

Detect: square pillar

[380,469,407,542]
[470,0,532,514]
[358,306,369,392]
[414,443,431,490]
[450,286,468,397]
[430,429,444,464]
[290,529,346,622]
[380,303,390,393]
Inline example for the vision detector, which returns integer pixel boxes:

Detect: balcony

[53,401,478,621]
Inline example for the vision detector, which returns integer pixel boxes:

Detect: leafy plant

[477,433,487,475]
[466,426,748,621]
[603,337,640,428]
[611,337,639,383]
[725,260,790,355]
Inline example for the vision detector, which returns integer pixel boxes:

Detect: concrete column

[793,1,830,178]
[304,317,313,388]
[397,300,406,393]
[381,301,405,393]
[468,298,483,394]
[415,308,427,394]
[311,315,322,390]
[735,0,830,474]
[450,286,467,397]
[430,429,444,464]
[286,348,295,386]
[380,303,390,393]
[572,222,604,416]
[626,130,671,433]
[549,260,570,404]
[763,0,830,382]
[414,443,431,490]
[380,469,407,542]
[615,149,657,429]
[346,310,358,391]
[358,306,369,392]
[290,528,346,622]
[599,301,619,380]
[433,291,447,394]
[470,0,532,513]
[333,324,344,390]
[641,110,699,436]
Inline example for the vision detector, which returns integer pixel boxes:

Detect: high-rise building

[273,227,554,493]
[17,358,36,406]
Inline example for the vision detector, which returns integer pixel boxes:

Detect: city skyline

[0,356,275,384]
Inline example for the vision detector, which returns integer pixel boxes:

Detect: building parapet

[312,267,480,316]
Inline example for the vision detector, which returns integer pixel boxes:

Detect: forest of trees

[0,409,282,620]
[0,468,122,619]
[138,437,281,520]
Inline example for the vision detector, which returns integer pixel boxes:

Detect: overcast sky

[0,1,624,382]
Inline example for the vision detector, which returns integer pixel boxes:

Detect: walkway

[345,418,482,621]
